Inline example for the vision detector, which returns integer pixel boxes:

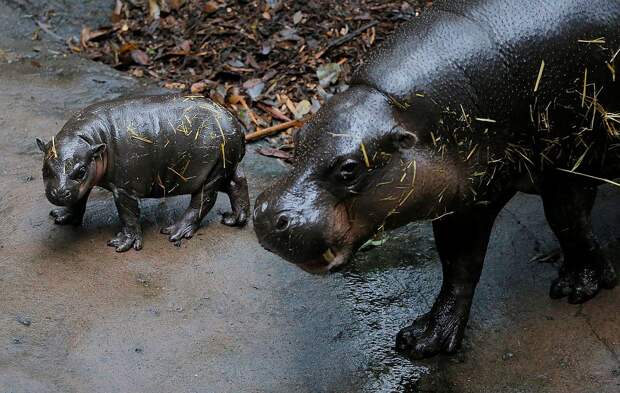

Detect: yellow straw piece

[360,142,370,168]
[50,135,58,159]
[577,37,605,44]
[582,68,588,107]
[557,168,620,188]
[534,60,545,93]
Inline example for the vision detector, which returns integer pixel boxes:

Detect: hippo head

[36,134,106,206]
[254,85,463,273]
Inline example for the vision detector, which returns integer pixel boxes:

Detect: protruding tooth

[322,248,336,263]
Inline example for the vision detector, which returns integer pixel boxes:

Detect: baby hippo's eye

[338,159,361,184]
[72,165,88,181]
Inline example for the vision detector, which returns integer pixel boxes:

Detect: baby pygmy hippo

[36,94,250,252]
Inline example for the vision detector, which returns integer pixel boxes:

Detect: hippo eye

[338,159,361,184]
[71,165,88,181]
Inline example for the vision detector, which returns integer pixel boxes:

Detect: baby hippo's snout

[47,187,75,206]
[253,190,333,274]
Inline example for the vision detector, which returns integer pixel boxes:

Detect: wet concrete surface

[1,2,619,392]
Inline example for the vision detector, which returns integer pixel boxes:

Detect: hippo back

[356,0,620,122]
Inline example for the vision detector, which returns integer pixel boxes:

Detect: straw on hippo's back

[37,94,250,252]
[253,0,620,359]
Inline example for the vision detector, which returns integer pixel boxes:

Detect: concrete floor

[0,1,619,392]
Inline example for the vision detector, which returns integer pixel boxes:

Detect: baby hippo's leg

[220,166,249,227]
[161,186,217,242]
[108,188,143,252]
[50,190,91,225]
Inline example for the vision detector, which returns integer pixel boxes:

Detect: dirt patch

[76,0,431,152]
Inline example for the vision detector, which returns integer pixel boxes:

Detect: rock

[16,315,31,326]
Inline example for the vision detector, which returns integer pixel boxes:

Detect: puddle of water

[338,223,442,392]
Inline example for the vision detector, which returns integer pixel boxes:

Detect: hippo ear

[87,143,106,160]
[36,138,48,153]
[392,128,417,150]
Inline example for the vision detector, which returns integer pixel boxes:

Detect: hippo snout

[47,187,74,206]
[253,200,293,235]
[253,189,334,273]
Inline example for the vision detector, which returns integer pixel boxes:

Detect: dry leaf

[203,1,219,14]
[80,26,92,47]
[228,95,244,105]
[164,82,186,90]
[243,78,265,101]
[256,147,293,162]
[130,49,150,65]
[169,39,192,55]
[148,0,160,19]
[168,0,184,10]
[112,0,123,23]
[317,63,341,87]
[119,42,138,55]
[292,100,311,119]
[80,26,111,47]
[190,81,207,93]
[131,68,144,78]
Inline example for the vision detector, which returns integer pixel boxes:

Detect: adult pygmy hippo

[37,94,249,252]
[254,0,620,358]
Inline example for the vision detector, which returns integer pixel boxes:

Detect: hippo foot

[107,229,143,252]
[161,221,199,242]
[50,208,82,226]
[220,210,247,227]
[550,259,618,304]
[396,300,469,359]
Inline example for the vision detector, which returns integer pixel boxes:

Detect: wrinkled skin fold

[254,0,620,359]
[38,94,250,252]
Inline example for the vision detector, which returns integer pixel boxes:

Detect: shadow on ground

[0,1,618,392]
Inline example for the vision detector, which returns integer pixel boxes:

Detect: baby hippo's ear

[36,138,48,153]
[391,126,418,150]
[87,143,107,160]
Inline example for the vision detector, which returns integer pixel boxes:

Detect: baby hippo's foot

[396,294,470,359]
[550,257,618,304]
[50,207,82,225]
[221,210,247,227]
[107,228,143,252]
[161,212,200,242]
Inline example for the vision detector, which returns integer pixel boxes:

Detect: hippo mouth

[322,246,354,270]
[294,223,362,274]
[296,246,353,274]
[297,247,353,274]
[253,187,375,274]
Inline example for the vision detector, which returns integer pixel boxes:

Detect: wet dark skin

[254,0,620,359]
[37,94,249,252]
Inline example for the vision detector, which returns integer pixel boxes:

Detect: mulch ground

[75,0,430,160]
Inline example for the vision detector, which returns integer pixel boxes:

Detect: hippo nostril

[62,190,71,199]
[274,214,290,232]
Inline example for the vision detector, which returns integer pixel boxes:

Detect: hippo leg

[107,188,143,252]
[541,181,618,304]
[220,166,249,227]
[50,190,91,225]
[396,194,513,359]
[161,185,217,242]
